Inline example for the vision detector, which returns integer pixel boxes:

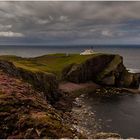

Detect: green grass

[0,53,101,76]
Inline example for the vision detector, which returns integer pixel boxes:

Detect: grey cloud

[0,1,140,44]
[0,31,24,37]
[0,24,12,30]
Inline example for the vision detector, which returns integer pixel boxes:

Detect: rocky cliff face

[136,73,140,83]
[62,54,139,89]
[0,60,59,103]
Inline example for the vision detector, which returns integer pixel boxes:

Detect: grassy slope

[0,53,101,76]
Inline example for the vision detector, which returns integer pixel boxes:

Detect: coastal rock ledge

[62,54,139,89]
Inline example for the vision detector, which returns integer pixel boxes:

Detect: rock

[62,54,139,89]
[62,54,115,83]
[94,87,123,97]
[101,75,115,86]
[118,70,139,88]
[120,70,134,87]
[94,132,121,139]
[18,69,59,103]
[133,73,140,89]
[24,128,38,139]
[137,73,140,82]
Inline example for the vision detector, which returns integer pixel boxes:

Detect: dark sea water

[72,92,140,138]
[0,45,140,138]
[80,93,140,138]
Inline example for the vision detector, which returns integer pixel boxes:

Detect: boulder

[94,132,121,139]
[119,70,133,87]
[101,75,115,86]
[136,73,140,82]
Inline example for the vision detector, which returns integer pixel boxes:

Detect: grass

[0,53,101,76]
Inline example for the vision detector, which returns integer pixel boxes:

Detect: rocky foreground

[0,71,84,139]
[0,70,123,139]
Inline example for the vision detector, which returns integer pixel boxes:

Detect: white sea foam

[127,68,140,73]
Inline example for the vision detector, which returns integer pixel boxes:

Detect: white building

[80,49,95,55]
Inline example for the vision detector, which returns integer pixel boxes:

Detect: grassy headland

[0,53,138,88]
[0,53,101,77]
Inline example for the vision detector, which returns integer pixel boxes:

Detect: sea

[0,45,140,138]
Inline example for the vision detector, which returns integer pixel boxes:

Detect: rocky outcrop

[136,73,140,83]
[62,54,115,83]
[0,60,59,103]
[62,54,139,89]
[118,70,139,88]
[94,132,121,139]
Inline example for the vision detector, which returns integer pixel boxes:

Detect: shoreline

[57,81,140,138]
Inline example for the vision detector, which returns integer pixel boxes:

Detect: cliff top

[0,53,115,77]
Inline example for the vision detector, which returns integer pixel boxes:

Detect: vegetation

[0,53,101,77]
[0,71,83,139]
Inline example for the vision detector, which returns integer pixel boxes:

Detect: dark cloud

[0,1,140,45]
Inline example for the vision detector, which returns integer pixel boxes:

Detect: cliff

[0,54,97,78]
[0,53,139,89]
[0,60,59,103]
[62,54,139,88]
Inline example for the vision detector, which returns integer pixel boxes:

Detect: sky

[0,1,140,45]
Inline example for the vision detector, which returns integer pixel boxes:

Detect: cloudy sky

[0,1,140,45]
